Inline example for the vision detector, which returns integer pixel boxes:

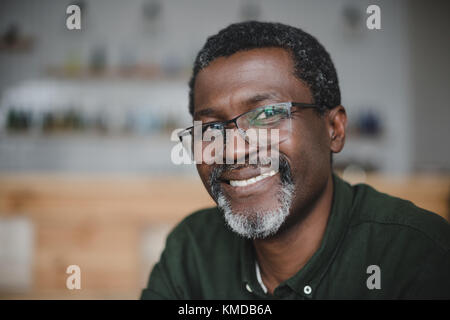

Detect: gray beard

[210,156,295,239]
[216,181,295,239]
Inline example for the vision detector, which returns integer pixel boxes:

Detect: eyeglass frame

[177,101,319,143]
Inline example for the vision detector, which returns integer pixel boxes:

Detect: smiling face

[193,47,346,239]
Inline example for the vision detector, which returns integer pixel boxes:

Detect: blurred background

[0,0,449,299]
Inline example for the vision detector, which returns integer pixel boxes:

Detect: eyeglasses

[177,102,318,159]
[178,101,318,140]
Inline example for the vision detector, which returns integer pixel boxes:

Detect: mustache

[209,155,293,199]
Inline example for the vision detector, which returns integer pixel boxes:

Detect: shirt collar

[240,174,354,298]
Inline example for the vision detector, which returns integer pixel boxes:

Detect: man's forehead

[196,47,294,83]
[193,48,303,114]
[193,91,284,119]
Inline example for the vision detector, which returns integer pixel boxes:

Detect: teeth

[229,170,278,187]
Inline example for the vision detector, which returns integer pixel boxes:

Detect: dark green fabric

[141,175,450,299]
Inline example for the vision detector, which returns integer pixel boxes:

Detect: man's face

[193,47,341,239]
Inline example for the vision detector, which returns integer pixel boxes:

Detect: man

[141,21,450,299]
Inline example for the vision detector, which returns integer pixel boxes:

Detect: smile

[229,169,278,187]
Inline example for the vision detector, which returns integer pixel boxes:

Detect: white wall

[409,0,450,171]
[1,0,444,173]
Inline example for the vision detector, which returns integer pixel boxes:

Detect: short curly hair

[188,21,341,116]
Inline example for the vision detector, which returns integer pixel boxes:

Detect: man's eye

[203,123,223,132]
[255,107,283,120]
[256,108,275,119]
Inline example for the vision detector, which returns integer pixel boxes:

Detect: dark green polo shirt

[141,175,450,299]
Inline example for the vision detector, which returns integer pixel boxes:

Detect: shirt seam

[349,219,450,253]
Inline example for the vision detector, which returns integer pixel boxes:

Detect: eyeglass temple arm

[177,128,193,142]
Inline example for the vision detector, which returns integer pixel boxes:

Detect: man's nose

[223,128,257,164]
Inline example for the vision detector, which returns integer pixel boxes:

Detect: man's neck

[253,174,334,295]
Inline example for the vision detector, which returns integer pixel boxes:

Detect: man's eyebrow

[193,108,215,118]
[246,92,283,105]
[193,92,283,118]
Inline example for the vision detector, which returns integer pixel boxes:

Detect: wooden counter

[0,173,448,299]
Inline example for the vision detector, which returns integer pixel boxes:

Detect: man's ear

[327,105,347,153]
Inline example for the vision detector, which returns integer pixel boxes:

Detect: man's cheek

[197,165,212,188]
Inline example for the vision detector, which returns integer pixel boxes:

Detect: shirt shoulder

[171,206,234,243]
[162,206,236,265]
[350,182,450,252]
[142,207,238,299]
[326,180,450,298]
